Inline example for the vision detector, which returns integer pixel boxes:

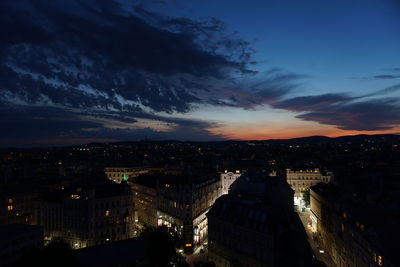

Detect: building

[207,172,319,267]
[0,223,44,266]
[286,168,333,205]
[104,167,156,183]
[35,178,135,249]
[0,190,39,226]
[131,172,223,252]
[220,170,242,195]
[130,179,157,227]
[73,237,149,267]
[310,183,400,267]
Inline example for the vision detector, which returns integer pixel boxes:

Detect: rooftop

[0,223,43,241]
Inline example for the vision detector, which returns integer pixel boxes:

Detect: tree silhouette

[15,237,80,267]
[139,226,184,267]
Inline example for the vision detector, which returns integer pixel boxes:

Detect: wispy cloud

[271,85,400,131]
[0,0,307,145]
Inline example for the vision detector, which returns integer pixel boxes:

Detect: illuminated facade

[310,183,398,267]
[131,173,223,251]
[104,167,152,183]
[286,168,333,205]
[207,172,317,267]
[35,183,135,249]
[220,170,242,195]
[131,182,157,227]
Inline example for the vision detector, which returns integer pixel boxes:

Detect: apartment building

[310,183,399,267]
[131,172,223,252]
[286,168,333,205]
[35,179,135,249]
[207,171,318,267]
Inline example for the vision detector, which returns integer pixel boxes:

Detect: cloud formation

[1,0,293,113]
[351,68,400,80]
[373,75,400,80]
[0,105,224,147]
[0,0,307,146]
[1,0,398,146]
[272,88,400,131]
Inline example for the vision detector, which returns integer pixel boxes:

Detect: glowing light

[185,243,192,247]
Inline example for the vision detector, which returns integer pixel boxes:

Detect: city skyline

[1,0,400,147]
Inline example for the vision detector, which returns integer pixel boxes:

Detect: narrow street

[185,244,208,266]
[297,210,336,267]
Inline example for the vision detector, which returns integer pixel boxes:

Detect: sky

[0,0,400,147]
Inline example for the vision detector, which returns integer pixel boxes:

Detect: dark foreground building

[310,183,400,267]
[131,172,223,252]
[207,171,321,267]
[0,223,44,266]
[34,177,135,249]
[73,237,149,267]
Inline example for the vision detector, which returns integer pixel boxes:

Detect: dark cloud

[0,0,264,114]
[297,99,400,131]
[362,84,400,98]
[0,0,301,111]
[0,105,102,147]
[351,68,400,80]
[373,75,400,79]
[0,0,306,146]
[380,68,400,72]
[271,94,350,111]
[272,92,400,131]
[0,105,223,147]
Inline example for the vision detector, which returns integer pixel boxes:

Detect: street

[297,210,336,267]
[184,244,208,266]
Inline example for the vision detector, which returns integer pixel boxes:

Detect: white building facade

[220,170,242,195]
[286,168,333,206]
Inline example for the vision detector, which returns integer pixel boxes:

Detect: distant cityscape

[1,134,399,267]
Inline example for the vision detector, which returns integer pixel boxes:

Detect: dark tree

[302,190,310,207]
[15,238,80,267]
[139,226,184,267]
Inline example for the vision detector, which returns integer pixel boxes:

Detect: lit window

[7,205,13,211]
[105,210,110,216]
[378,255,382,266]
[8,198,13,203]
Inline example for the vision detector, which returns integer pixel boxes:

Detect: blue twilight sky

[148,0,400,92]
[0,0,400,146]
